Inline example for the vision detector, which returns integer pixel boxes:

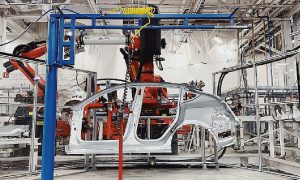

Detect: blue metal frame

[51,13,235,19]
[42,16,58,180]
[42,12,247,180]
[53,13,248,65]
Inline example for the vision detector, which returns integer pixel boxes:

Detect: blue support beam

[51,13,235,20]
[63,24,248,30]
[41,17,59,180]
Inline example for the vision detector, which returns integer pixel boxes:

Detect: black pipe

[217,72,228,96]
[296,60,300,108]
[97,78,127,83]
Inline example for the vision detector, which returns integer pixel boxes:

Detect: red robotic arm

[3,41,47,98]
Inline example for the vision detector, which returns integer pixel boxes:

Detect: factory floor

[7,168,288,180]
[0,152,297,179]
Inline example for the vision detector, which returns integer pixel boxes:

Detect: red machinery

[3,41,46,100]
[3,41,70,140]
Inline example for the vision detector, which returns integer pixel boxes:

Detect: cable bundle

[110,7,155,36]
[118,7,154,17]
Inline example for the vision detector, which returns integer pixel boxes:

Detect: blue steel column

[41,16,59,180]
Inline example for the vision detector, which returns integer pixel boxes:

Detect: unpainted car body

[66,82,239,154]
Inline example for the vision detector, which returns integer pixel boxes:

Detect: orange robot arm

[3,42,47,97]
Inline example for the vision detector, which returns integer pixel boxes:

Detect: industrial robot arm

[3,41,47,98]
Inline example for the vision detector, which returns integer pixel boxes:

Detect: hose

[109,7,155,37]
[116,36,132,135]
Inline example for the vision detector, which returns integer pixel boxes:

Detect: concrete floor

[0,152,297,179]
[7,168,289,180]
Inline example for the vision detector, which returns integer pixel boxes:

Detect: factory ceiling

[0,0,299,51]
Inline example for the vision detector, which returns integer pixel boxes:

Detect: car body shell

[66,82,239,154]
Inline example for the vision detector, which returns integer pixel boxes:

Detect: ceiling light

[276,63,288,66]
[213,36,223,44]
[66,31,73,37]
